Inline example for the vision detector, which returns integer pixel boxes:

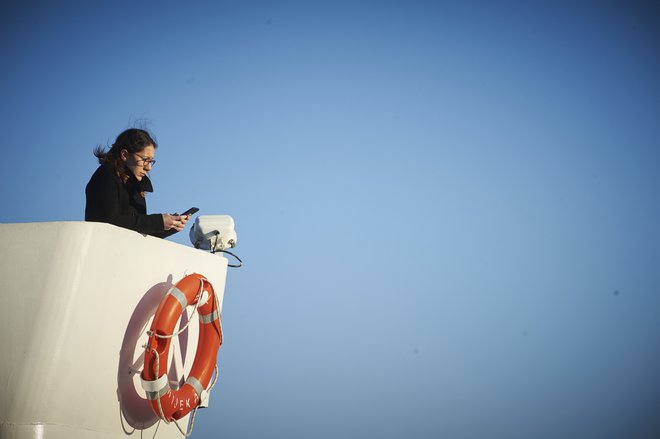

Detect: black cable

[217,249,243,268]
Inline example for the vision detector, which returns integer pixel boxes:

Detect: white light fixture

[189,215,238,253]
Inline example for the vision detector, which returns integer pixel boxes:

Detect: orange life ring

[141,273,223,421]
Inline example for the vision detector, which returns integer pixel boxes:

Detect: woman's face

[121,145,155,181]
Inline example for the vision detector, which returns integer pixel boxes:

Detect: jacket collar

[126,171,154,193]
[139,174,154,193]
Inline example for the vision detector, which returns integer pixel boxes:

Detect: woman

[85,128,188,237]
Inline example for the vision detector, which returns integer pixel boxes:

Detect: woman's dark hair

[94,128,158,182]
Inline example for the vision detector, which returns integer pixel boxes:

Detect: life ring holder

[140,273,223,437]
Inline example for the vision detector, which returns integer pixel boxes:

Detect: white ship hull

[0,222,228,438]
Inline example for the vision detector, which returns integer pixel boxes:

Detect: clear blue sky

[2,1,660,438]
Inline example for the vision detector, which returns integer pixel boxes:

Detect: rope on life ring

[140,273,223,436]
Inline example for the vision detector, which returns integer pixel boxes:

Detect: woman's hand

[162,213,189,232]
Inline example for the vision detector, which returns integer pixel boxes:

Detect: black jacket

[85,163,174,238]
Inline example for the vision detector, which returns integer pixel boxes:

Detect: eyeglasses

[134,153,156,167]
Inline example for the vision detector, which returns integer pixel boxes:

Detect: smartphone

[180,207,199,217]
